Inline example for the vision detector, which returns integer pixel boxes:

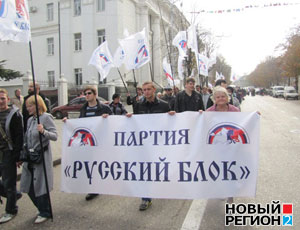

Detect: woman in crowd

[206,86,240,112]
[206,86,240,203]
[20,95,57,224]
[109,93,127,115]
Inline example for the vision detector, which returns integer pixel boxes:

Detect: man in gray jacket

[0,88,23,224]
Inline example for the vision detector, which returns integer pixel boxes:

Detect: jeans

[0,153,18,215]
[28,167,51,218]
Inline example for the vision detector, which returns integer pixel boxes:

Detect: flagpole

[132,69,138,94]
[29,41,54,221]
[117,68,129,93]
[157,0,176,88]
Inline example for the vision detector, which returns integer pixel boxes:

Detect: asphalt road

[1,95,300,230]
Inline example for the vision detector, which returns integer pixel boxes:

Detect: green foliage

[0,60,23,81]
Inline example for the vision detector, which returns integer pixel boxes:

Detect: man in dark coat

[126,81,175,211]
[127,87,143,113]
[174,77,204,112]
[0,89,23,224]
[63,86,112,201]
[161,86,175,110]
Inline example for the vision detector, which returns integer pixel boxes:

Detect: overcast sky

[175,0,300,76]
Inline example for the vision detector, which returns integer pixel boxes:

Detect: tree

[246,57,284,87]
[278,26,300,88]
[0,60,23,81]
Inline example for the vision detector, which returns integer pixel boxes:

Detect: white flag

[0,0,31,43]
[119,28,150,70]
[220,72,225,80]
[216,71,221,80]
[208,57,216,68]
[113,46,125,68]
[177,56,185,80]
[88,41,114,80]
[231,73,238,82]
[172,31,187,57]
[187,25,198,53]
[197,53,209,76]
[163,57,174,86]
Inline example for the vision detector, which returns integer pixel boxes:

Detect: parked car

[283,86,299,100]
[51,96,107,119]
[272,86,284,98]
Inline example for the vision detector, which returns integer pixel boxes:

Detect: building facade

[0,0,188,91]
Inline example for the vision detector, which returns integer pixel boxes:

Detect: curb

[16,158,62,181]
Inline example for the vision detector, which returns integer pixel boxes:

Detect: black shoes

[85,193,99,201]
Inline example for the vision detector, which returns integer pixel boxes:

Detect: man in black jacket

[64,86,112,201]
[174,77,204,112]
[0,89,23,224]
[127,87,143,113]
[161,86,175,110]
[127,82,175,211]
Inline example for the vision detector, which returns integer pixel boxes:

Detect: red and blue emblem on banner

[68,128,97,147]
[207,123,249,145]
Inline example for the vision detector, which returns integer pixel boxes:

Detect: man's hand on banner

[168,111,176,116]
[126,113,133,118]
[199,110,203,114]
[62,117,67,123]
[102,114,109,118]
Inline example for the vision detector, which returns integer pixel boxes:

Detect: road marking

[181,200,207,230]
[290,130,300,134]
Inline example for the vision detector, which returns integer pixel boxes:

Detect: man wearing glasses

[63,86,112,201]
[161,86,175,110]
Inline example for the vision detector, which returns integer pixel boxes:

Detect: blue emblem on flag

[0,0,8,18]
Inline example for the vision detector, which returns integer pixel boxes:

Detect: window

[74,0,81,16]
[97,0,105,12]
[97,29,105,45]
[48,71,55,87]
[74,33,82,51]
[75,68,82,85]
[47,37,54,55]
[47,3,54,21]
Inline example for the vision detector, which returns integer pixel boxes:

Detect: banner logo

[15,0,29,20]
[0,0,7,18]
[179,40,187,49]
[135,44,148,64]
[198,58,207,71]
[207,123,249,145]
[68,128,97,147]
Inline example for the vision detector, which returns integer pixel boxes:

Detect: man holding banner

[127,81,175,211]
[63,86,112,201]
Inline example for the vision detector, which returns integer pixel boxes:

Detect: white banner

[61,112,260,199]
[0,0,31,43]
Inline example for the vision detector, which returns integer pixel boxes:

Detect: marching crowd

[0,77,246,225]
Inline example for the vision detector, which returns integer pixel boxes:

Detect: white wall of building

[0,0,188,89]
